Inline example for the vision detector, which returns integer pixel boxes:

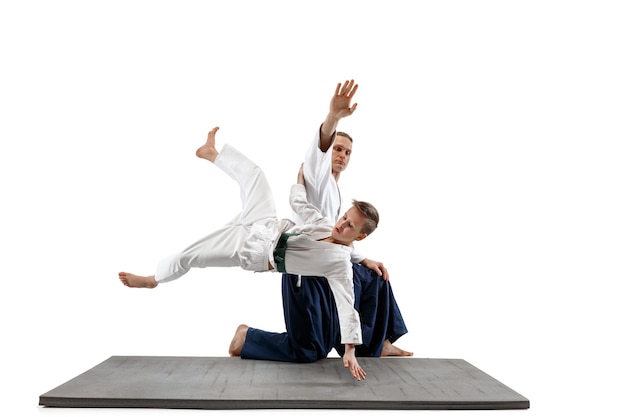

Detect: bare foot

[196,126,220,162]
[118,272,158,288]
[228,324,249,357]
[381,339,413,357]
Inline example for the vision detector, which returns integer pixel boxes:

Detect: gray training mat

[39,356,529,410]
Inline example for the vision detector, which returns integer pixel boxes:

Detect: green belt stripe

[273,232,300,273]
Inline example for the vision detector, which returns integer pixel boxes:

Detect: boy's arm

[325,269,366,381]
[289,164,328,226]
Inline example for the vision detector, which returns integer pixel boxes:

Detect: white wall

[2,1,625,416]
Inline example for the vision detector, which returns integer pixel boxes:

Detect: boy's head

[332,199,379,244]
[352,199,379,235]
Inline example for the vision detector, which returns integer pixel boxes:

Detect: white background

[1,1,625,416]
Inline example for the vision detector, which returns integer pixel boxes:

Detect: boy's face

[332,206,367,244]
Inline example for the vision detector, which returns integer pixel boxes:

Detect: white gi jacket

[278,184,363,345]
[296,128,365,264]
[296,127,342,225]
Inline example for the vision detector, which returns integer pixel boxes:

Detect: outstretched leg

[207,131,277,226]
[118,272,158,288]
[119,126,278,287]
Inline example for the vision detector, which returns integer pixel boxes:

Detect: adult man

[230,80,411,365]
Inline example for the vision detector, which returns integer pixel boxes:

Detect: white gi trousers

[154,144,292,283]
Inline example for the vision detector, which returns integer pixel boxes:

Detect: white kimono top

[295,127,365,264]
[295,127,343,225]
[275,183,363,345]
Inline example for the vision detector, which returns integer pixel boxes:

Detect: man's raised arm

[319,79,359,152]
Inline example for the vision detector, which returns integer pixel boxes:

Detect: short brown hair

[352,199,379,235]
[337,131,353,142]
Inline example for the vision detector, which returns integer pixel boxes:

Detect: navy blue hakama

[241,263,408,362]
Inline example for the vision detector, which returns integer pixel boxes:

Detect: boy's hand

[343,344,366,381]
[360,258,389,281]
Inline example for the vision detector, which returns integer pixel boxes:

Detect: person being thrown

[119,126,384,381]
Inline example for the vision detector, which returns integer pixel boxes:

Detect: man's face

[331,206,367,244]
[332,135,352,175]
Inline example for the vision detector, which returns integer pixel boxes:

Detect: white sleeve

[303,128,333,202]
[297,127,341,224]
[350,247,366,264]
[289,184,328,227]
[326,270,363,345]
